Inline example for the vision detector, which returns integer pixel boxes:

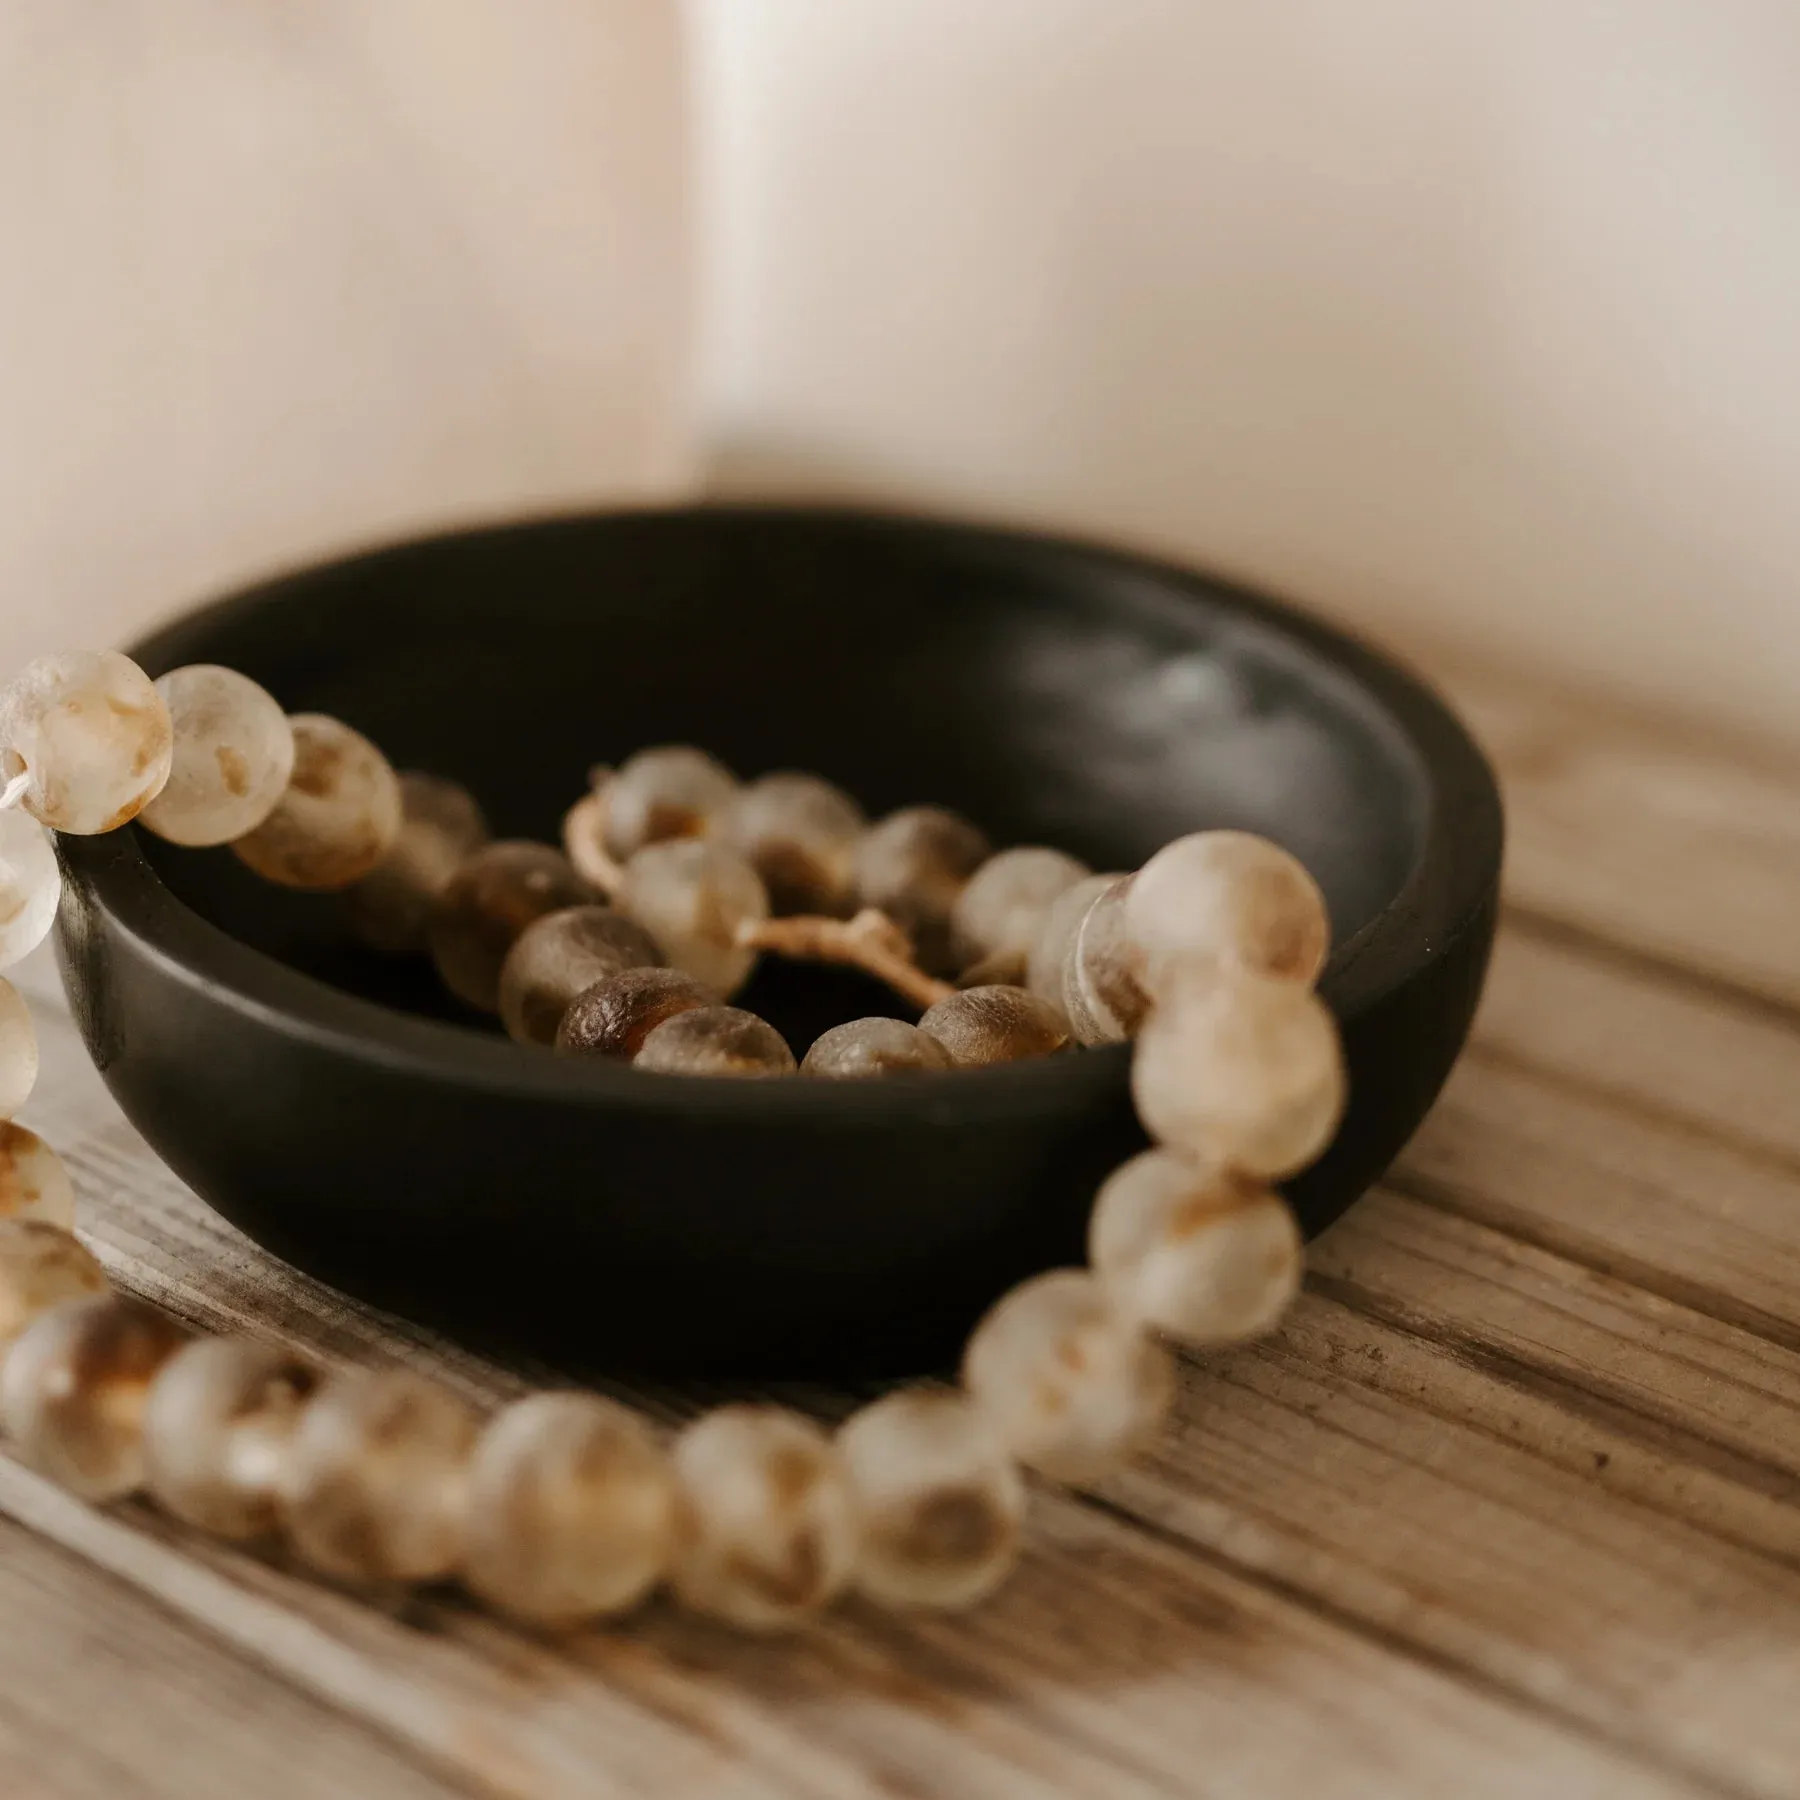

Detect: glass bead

[347,773,489,955]
[497,906,664,1047]
[961,1269,1174,1484]
[136,666,296,847]
[0,651,173,835]
[949,846,1091,983]
[0,1219,108,1352]
[555,966,717,1061]
[634,1005,796,1078]
[838,1388,1024,1610]
[800,1016,953,1078]
[231,714,403,891]
[142,1337,320,1539]
[854,806,992,974]
[1024,872,1118,1012]
[464,1392,675,1626]
[280,1367,479,1584]
[1126,831,1330,990]
[1062,876,1151,1047]
[429,841,595,1014]
[1131,969,1346,1179]
[1089,1149,1303,1345]
[0,808,61,971]
[1,1294,188,1500]
[618,838,768,998]
[0,977,37,1117]
[602,746,738,860]
[719,772,866,917]
[669,1405,858,1631]
[917,985,1071,1067]
[0,1123,74,1228]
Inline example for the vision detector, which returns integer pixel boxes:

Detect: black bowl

[53,506,1501,1378]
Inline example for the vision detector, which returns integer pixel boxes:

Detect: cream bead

[496,906,664,1047]
[635,1006,796,1078]
[1131,971,1346,1179]
[1089,1150,1303,1345]
[720,772,867,917]
[854,806,992,974]
[1,1294,188,1499]
[429,841,595,1014]
[838,1389,1024,1609]
[961,1270,1174,1484]
[602,746,738,860]
[231,715,403,891]
[1126,831,1329,989]
[280,1368,478,1583]
[1024,872,1117,1012]
[618,838,769,998]
[0,1123,75,1228]
[0,978,37,1117]
[0,809,62,971]
[0,651,173,834]
[1062,876,1151,1047]
[669,1405,858,1631]
[142,1337,320,1539]
[347,773,490,955]
[463,1392,676,1626]
[0,1220,108,1351]
[137,666,296,847]
[800,1016,953,1078]
[949,846,1092,983]
[917,985,1071,1067]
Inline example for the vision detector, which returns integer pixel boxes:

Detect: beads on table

[1,1294,188,1499]
[854,805,991,973]
[137,665,295,847]
[496,906,663,1047]
[0,1123,74,1227]
[618,839,769,997]
[280,1367,479,1583]
[962,1270,1174,1484]
[1132,970,1345,1179]
[1061,876,1150,1048]
[429,841,595,1014]
[669,1405,858,1630]
[0,809,61,971]
[0,651,173,834]
[348,773,490,955]
[635,1006,796,1078]
[801,1016,953,1079]
[0,1219,108,1350]
[603,746,738,860]
[231,714,403,891]
[838,1388,1024,1609]
[918,985,1071,1067]
[142,1337,320,1539]
[0,978,37,1118]
[555,966,716,1061]
[463,1392,675,1626]
[720,772,866,917]
[1089,1149,1301,1345]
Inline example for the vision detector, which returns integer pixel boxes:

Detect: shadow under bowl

[54,506,1502,1378]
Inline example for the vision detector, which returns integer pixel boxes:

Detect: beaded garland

[0,652,1344,1632]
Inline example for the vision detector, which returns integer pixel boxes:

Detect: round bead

[618,838,769,998]
[1089,1150,1303,1345]
[1126,831,1330,989]
[669,1405,858,1631]
[142,1337,320,1539]
[348,774,490,955]
[720,773,866,917]
[0,808,61,971]
[428,841,595,1014]
[464,1392,675,1626]
[1024,872,1118,1013]
[635,1006,795,1078]
[0,651,173,834]
[1,1294,188,1499]
[136,666,296,847]
[949,847,1092,983]
[280,1368,479,1584]
[0,1220,108,1352]
[917,986,1071,1067]
[854,806,992,974]
[602,746,738,860]
[961,1270,1174,1484]
[838,1389,1024,1610]
[1062,877,1151,1047]
[0,977,38,1117]
[1131,971,1346,1179]
[0,1123,74,1228]
[497,906,663,1047]
[801,1016,954,1079]
[231,715,403,891]
[555,967,717,1061]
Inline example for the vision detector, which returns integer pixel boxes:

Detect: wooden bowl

[54,507,1502,1376]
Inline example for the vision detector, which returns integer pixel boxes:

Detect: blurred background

[4,1,1797,747]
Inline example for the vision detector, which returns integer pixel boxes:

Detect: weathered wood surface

[4,660,1799,1799]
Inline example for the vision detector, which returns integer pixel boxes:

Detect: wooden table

[3,653,1797,1800]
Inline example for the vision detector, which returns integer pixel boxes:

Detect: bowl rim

[60,501,1504,1128]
